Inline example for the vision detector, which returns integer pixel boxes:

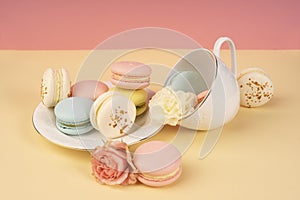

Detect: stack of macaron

[40,67,109,135]
[90,61,153,139]
[40,62,153,138]
[110,61,152,117]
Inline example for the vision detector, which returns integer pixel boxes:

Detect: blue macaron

[54,97,94,135]
[167,71,208,94]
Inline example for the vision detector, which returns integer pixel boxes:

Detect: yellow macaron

[110,87,148,116]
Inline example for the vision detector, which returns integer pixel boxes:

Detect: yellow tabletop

[1,50,299,200]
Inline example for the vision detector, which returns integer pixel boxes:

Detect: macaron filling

[112,74,150,83]
[54,69,63,105]
[92,94,113,129]
[139,166,182,181]
[56,118,93,134]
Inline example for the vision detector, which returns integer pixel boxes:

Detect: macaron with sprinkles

[109,87,148,116]
[40,68,71,107]
[238,67,274,108]
[90,91,136,139]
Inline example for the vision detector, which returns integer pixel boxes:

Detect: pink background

[1,0,299,50]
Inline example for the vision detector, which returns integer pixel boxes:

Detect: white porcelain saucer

[32,103,163,150]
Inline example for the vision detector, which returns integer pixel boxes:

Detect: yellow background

[1,50,299,200]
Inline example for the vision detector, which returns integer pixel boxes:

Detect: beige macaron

[40,68,71,107]
[90,91,136,139]
[237,68,274,108]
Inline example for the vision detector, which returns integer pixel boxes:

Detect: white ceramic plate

[32,103,163,150]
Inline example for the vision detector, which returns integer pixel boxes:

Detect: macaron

[167,71,208,94]
[133,141,182,187]
[110,61,152,89]
[90,92,136,139]
[54,97,94,135]
[237,68,274,108]
[110,87,148,116]
[144,88,156,102]
[71,80,108,101]
[40,68,71,107]
[197,90,209,104]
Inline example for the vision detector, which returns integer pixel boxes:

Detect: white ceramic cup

[165,37,240,130]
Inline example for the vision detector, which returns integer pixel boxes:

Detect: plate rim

[32,102,163,151]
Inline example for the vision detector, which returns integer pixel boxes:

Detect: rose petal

[104,168,129,185]
[110,141,127,150]
[122,173,138,185]
[106,147,127,160]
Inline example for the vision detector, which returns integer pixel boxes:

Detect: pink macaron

[71,80,109,101]
[197,90,209,104]
[110,61,152,89]
[133,141,182,187]
[144,88,156,103]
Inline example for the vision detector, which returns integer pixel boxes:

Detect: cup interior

[164,48,217,117]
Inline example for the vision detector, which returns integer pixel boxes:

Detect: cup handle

[213,37,237,78]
